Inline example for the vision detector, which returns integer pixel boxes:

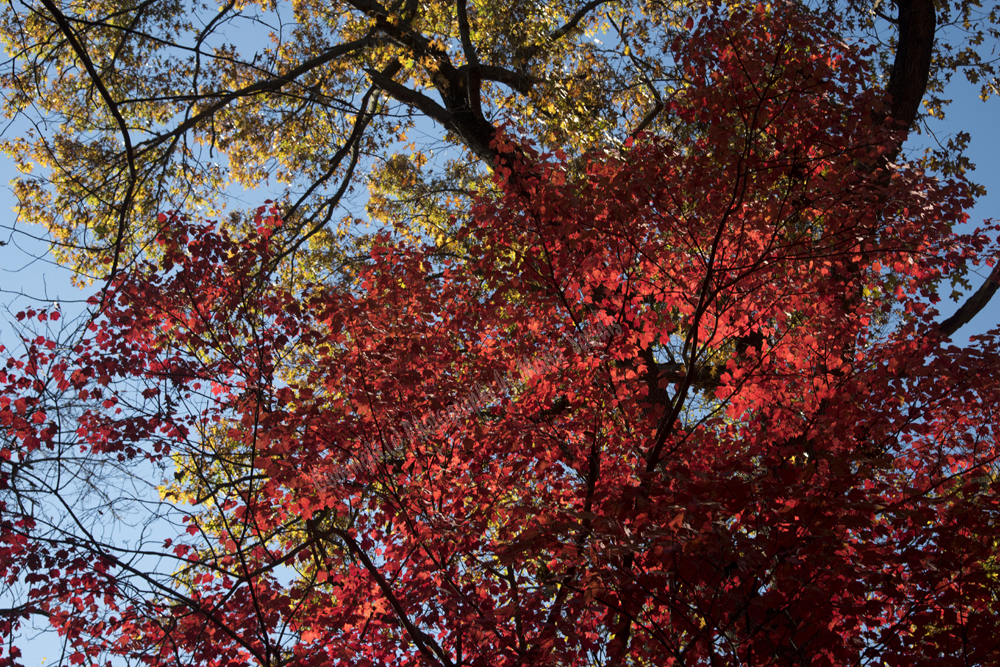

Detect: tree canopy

[2,0,1000,666]
[3,0,996,278]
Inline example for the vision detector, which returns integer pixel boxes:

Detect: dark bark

[939,265,1000,338]
[885,0,937,131]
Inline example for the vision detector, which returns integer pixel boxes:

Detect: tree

[1,0,996,283]
[3,0,1000,666]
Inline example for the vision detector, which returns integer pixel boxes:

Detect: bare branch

[938,265,1000,338]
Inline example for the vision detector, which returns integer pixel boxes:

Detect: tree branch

[136,36,375,156]
[885,0,936,132]
[367,67,498,162]
[524,0,620,60]
[938,264,1000,338]
[475,64,536,95]
[334,528,454,667]
[455,0,478,68]
[273,81,387,265]
[36,0,137,289]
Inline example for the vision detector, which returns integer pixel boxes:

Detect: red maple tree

[2,5,1000,666]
